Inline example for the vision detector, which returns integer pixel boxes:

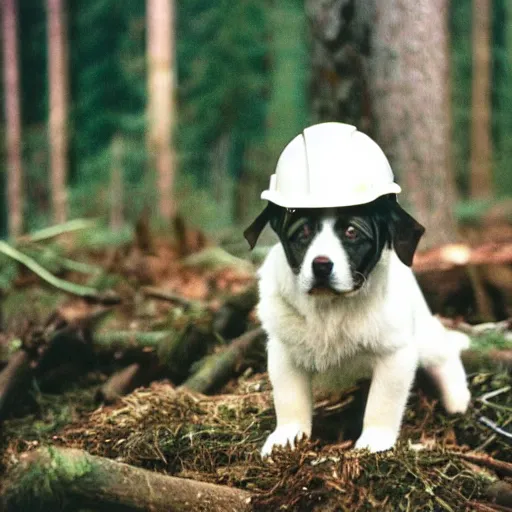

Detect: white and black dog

[245,195,471,455]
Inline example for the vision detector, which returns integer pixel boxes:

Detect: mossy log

[1,446,252,512]
[92,330,171,353]
[181,327,265,394]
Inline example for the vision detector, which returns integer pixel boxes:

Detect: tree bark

[146,0,175,220]
[2,0,23,237]
[370,0,458,249]
[47,0,69,224]
[306,0,374,130]
[470,0,493,198]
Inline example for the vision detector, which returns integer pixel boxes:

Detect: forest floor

[0,218,511,511]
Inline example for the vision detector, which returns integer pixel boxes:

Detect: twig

[478,386,512,413]
[0,241,103,299]
[140,286,199,309]
[1,446,252,512]
[449,452,512,477]
[466,501,511,512]
[181,327,266,394]
[479,417,512,442]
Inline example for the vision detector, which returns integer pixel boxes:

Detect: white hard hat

[261,122,401,209]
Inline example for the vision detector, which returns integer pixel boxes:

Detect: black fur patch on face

[333,204,389,288]
[270,208,323,274]
[270,200,390,279]
[244,195,424,272]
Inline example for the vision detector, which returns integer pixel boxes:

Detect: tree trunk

[2,0,23,237]
[146,0,175,220]
[470,0,493,198]
[370,0,459,249]
[47,0,69,224]
[306,0,374,131]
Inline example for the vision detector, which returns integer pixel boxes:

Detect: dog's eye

[344,225,358,240]
[289,220,314,244]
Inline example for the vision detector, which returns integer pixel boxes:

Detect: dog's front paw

[261,423,310,457]
[443,385,471,415]
[355,427,398,453]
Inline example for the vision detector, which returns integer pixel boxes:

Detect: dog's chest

[271,296,386,373]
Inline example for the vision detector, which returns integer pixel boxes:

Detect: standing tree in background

[147,0,175,220]
[470,0,492,198]
[306,0,373,130]
[370,0,458,249]
[47,0,69,224]
[2,0,23,237]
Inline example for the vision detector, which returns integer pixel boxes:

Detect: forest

[0,0,511,511]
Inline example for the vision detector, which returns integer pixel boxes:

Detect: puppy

[245,196,471,455]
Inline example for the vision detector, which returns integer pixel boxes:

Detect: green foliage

[177,0,269,226]
[450,0,472,197]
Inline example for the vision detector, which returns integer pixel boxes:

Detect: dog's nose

[312,256,333,279]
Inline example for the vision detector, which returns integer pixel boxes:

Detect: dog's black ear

[243,205,272,249]
[388,201,425,267]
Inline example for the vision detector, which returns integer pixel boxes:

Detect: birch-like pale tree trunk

[370,0,458,249]
[2,0,23,237]
[470,0,492,198]
[146,0,175,220]
[47,0,69,224]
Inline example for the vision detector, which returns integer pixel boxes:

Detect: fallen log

[413,242,512,273]
[1,446,252,512]
[181,327,266,394]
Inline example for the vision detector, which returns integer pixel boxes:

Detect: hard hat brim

[261,183,402,209]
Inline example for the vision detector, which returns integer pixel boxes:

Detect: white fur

[258,236,471,456]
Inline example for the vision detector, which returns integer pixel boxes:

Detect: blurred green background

[1,0,511,237]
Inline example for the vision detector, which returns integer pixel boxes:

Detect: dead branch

[96,363,147,404]
[413,242,512,273]
[181,327,265,394]
[140,285,199,309]
[462,350,512,372]
[0,350,30,418]
[449,452,512,477]
[1,446,252,512]
[92,329,171,353]
[213,283,258,339]
[439,317,511,337]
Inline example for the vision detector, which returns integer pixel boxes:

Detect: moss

[2,446,93,511]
